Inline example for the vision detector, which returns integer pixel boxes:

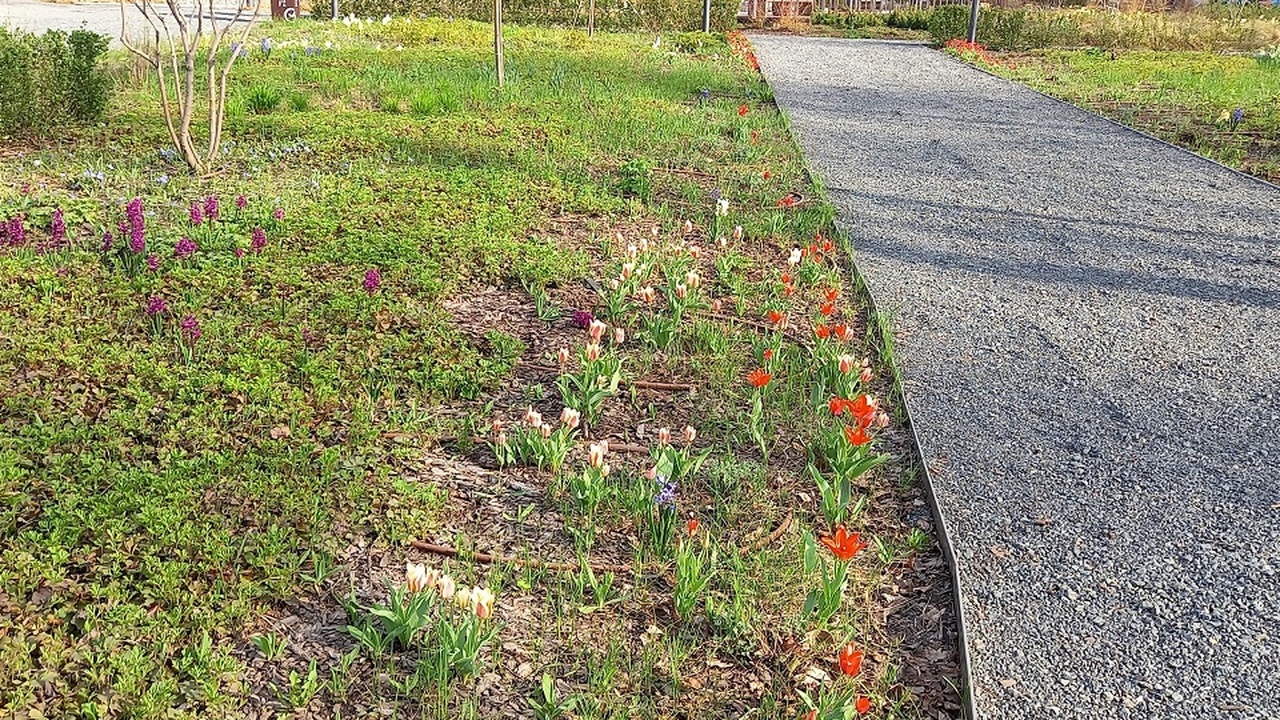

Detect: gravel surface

[0,0,257,42]
[752,35,1280,719]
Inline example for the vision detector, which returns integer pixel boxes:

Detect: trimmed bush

[0,27,111,134]
[314,0,740,32]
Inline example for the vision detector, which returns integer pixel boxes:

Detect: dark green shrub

[887,8,932,31]
[815,11,885,29]
[314,0,739,31]
[928,5,970,44]
[67,30,111,121]
[0,27,112,134]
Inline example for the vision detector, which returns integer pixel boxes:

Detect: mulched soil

[230,215,963,718]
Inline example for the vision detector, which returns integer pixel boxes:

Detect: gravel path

[0,0,256,41]
[752,35,1280,719]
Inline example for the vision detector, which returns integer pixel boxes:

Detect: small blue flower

[654,477,676,509]
[1231,107,1244,125]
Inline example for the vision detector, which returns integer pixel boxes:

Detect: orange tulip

[737,104,748,116]
[687,518,699,536]
[815,325,831,340]
[839,644,863,677]
[747,368,772,388]
[820,526,867,562]
[843,425,870,446]
[846,394,878,428]
[855,696,871,714]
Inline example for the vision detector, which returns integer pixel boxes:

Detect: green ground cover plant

[0,19,959,719]
[972,48,1280,182]
[815,4,1280,50]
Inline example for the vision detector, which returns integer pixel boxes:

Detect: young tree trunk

[494,0,505,86]
[120,0,260,176]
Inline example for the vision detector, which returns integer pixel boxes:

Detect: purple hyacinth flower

[8,216,25,247]
[250,227,266,254]
[570,310,594,329]
[50,208,66,247]
[363,268,382,294]
[101,231,114,252]
[234,247,245,259]
[174,236,197,259]
[1231,107,1244,125]
[145,296,166,315]
[180,314,201,342]
[146,255,160,271]
[235,194,248,211]
[204,195,219,221]
[190,202,203,226]
[272,207,285,221]
[126,198,145,253]
[654,478,677,509]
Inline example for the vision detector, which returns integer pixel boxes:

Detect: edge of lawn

[939,47,1280,193]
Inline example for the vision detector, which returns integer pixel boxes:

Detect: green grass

[0,19,953,720]
[986,49,1280,182]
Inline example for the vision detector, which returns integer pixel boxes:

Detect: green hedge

[316,0,740,32]
[0,27,111,135]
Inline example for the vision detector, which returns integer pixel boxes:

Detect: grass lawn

[0,19,959,719]
[984,48,1280,183]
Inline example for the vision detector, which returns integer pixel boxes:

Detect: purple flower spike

[235,194,248,211]
[145,296,166,316]
[272,207,285,221]
[174,236,197,259]
[126,198,145,253]
[190,202,203,226]
[180,314,201,343]
[204,195,219,221]
[101,231,114,252]
[8,216,26,247]
[50,208,66,248]
[570,310,594,329]
[147,255,160,272]
[234,247,245,259]
[250,227,266,254]
[363,268,382,294]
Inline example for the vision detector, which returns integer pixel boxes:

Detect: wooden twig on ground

[743,513,793,555]
[410,540,631,574]
[411,513,793,575]
[697,311,812,347]
[519,361,695,392]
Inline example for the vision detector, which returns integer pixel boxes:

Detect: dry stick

[411,540,631,574]
[428,435,650,454]
[697,310,813,347]
[518,361,695,392]
[743,514,793,555]
[412,514,793,573]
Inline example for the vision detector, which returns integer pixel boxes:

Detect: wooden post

[494,0,505,87]
[588,0,595,36]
